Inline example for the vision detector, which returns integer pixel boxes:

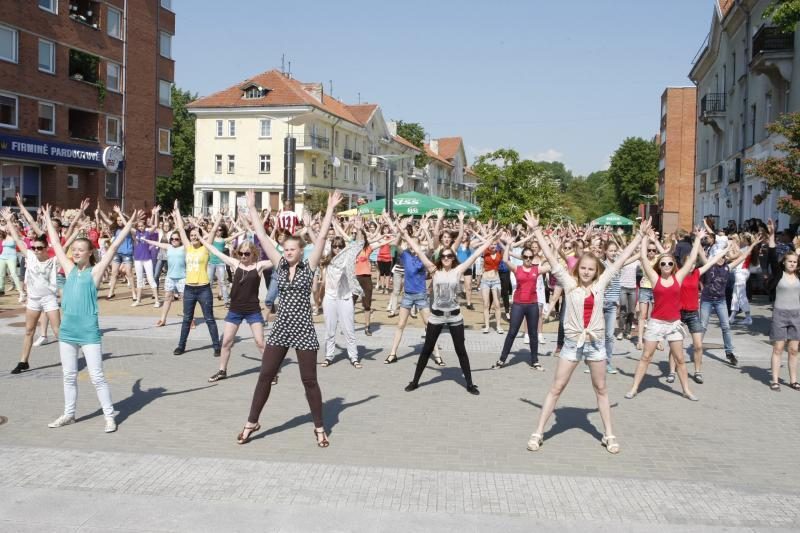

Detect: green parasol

[592,213,635,226]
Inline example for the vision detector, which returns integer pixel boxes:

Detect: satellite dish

[395,177,404,188]
[331,156,341,168]
[423,181,429,189]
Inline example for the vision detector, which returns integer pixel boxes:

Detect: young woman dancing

[131,209,160,307]
[172,201,221,357]
[625,228,703,401]
[237,189,341,447]
[766,220,800,391]
[526,213,648,454]
[143,230,185,327]
[2,208,60,374]
[43,204,142,433]
[401,224,497,395]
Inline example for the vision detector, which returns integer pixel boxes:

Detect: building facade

[0,0,174,211]
[690,0,796,230]
[658,87,697,234]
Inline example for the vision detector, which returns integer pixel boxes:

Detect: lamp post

[369,153,414,217]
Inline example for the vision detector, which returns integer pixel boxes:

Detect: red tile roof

[392,135,421,152]
[436,137,463,161]
[345,104,377,126]
[187,69,361,126]
[424,143,454,167]
[718,0,734,18]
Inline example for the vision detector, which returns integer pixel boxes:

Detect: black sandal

[208,369,227,382]
[384,354,397,364]
[351,360,363,369]
[790,382,800,391]
[237,423,261,444]
[491,360,506,369]
[433,356,445,366]
[271,374,279,385]
[770,382,781,391]
[314,428,330,448]
[320,360,332,367]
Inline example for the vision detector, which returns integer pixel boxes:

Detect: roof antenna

[287,61,291,78]
[358,92,361,104]
[281,53,285,74]
[329,80,333,97]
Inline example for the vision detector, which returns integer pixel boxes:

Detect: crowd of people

[0,191,796,453]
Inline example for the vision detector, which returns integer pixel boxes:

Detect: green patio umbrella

[592,213,635,226]
[357,191,453,216]
[442,198,481,215]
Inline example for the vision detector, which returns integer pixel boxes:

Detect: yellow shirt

[185,245,210,285]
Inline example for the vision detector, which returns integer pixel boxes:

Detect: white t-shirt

[25,250,58,298]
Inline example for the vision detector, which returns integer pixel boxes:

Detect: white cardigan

[551,262,618,347]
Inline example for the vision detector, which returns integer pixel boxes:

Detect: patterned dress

[266,257,319,350]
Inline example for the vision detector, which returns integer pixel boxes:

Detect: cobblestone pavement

[0,298,797,531]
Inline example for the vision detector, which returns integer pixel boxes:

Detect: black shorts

[378,261,392,276]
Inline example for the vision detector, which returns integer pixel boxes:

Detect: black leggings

[411,321,473,388]
[557,298,566,349]
[499,271,512,313]
[248,345,323,427]
[499,303,539,364]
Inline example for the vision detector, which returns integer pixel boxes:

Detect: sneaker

[32,336,48,347]
[741,317,753,326]
[607,364,618,375]
[10,362,29,374]
[542,304,551,317]
[154,301,162,308]
[465,304,475,311]
[584,367,591,374]
[616,332,623,341]
[726,352,738,366]
[482,327,490,334]
[130,300,139,307]
[208,369,227,382]
[497,327,504,335]
[48,415,76,428]
[213,348,221,358]
[173,347,185,356]
[104,415,117,433]
[18,292,26,303]
[504,312,511,321]
[523,333,530,344]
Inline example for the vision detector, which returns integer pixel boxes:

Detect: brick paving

[0,289,797,531]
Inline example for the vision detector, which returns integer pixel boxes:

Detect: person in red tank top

[626,228,704,401]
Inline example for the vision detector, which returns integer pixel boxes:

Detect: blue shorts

[638,287,653,304]
[560,338,606,362]
[481,277,501,290]
[680,310,703,334]
[113,252,133,265]
[400,292,429,310]
[224,310,264,325]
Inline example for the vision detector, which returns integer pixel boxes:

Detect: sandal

[666,372,676,384]
[624,391,637,399]
[351,360,363,369]
[271,374,279,386]
[531,363,545,372]
[236,423,261,445]
[155,319,165,327]
[365,327,372,337]
[320,360,332,367]
[384,354,397,364]
[314,428,330,448]
[208,369,227,382]
[491,360,506,369]
[601,435,620,454]
[770,382,781,391]
[527,433,543,451]
[790,382,800,391]
[693,372,704,384]
[433,356,445,367]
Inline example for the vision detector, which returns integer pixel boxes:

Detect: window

[0,93,18,128]
[227,155,235,174]
[39,0,57,14]
[159,32,172,59]
[766,92,773,124]
[243,86,266,99]
[107,7,122,39]
[214,154,222,174]
[159,80,172,106]
[259,119,271,138]
[2,165,41,207]
[38,39,56,74]
[216,120,223,137]
[311,157,317,177]
[335,131,339,148]
[106,116,120,144]
[0,25,18,63]
[220,191,229,211]
[751,104,757,145]
[105,172,120,199]
[107,62,121,92]
[228,120,236,137]
[160,0,172,10]
[38,102,55,134]
[158,128,171,154]
[344,165,350,181]
[353,167,358,184]
[259,154,271,174]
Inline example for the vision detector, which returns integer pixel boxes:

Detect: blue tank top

[456,245,471,263]
[59,266,101,345]
[166,246,186,279]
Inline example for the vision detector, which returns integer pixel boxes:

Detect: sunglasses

[31,246,46,251]
[441,254,455,259]
[647,249,657,252]
[171,237,180,241]
[660,261,674,267]
[332,245,344,250]
[239,252,252,257]
[523,255,535,259]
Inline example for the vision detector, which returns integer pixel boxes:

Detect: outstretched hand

[327,190,343,210]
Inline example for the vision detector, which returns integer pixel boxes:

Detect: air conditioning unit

[67,174,79,189]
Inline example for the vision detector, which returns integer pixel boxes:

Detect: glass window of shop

[1,163,40,207]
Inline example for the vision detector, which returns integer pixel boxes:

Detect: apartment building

[658,87,697,234]
[187,69,423,214]
[0,0,174,211]
[690,0,796,229]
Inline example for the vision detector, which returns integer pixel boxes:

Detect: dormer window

[242,83,268,99]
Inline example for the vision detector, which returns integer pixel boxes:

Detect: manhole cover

[0,416,7,426]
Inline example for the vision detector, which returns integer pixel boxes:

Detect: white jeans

[59,342,114,417]
[207,264,229,302]
[134,259,157,289]
[323,295,357,361]
[730,269,750,314]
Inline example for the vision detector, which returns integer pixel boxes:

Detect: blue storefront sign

[0,132,107,169]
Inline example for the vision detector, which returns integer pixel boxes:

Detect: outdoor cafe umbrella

[356,191,453,216]
[592,213,635,226]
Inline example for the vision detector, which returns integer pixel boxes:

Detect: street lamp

[369,153,415,217]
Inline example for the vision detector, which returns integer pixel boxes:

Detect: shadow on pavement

[616,360,686,398]
[252,394,379,440]
[519,398,617,442]
[738,364,773,387]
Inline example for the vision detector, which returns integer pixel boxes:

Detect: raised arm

[501,235,517,273]
[432,208,444,249]
[94,210,141,286]
[525,212,561,272]
[676,227,705,281]
[610,219,649,272]
[452,211,466,249]
[142,238,171,250]
[172,200,191,248]
[698,243,734,276]
[639,232,658,285]
[457,230,499,275]
[400,229,436,274]
[201,238,240,269]
[15,193,43,235]
[247,190,283,267]
[204,212,224,244]
[0,208,29,252]
[308,190,343,270]
[729,236,763,269]
[41,205,73,274]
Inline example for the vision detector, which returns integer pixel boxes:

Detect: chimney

[429,139,439,155]
[388,121,397,136]
[303,83,323,103]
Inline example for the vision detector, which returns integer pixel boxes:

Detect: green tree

[764,0,800,32]
[535,161,574,191]
[746,112,800,216]
[156,86,197,209]
[303,189,330,214]
[473,149,564,224]
[561,170,620,223]
[395,120,430,168]
[607,137,658,217]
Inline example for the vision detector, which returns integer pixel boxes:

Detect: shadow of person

[225,353,293,380]
[520,398,617,441]
[616,361,685,398]
[737,364,773,386]
[417,366,470,388]
[76,378,216,425]
[253,394,379,441]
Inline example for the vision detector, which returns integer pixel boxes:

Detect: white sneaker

[742,317,753,326]
[497,327,505,335]
[130,300,139,307]
[104,415,117,433]
[18,292,26,303]
[154,301,162,308]
[33,336,48,347]
[523,333,530,344]
[482,327,490,334]
[542,304,551,316]
[48,415,75,428]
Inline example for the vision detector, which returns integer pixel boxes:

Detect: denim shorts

[113,252,133,265]
[400,292,430,310]
[165,277,185,294]
[560,337,606,362]
[225,310,264,325]
[771,308,800,342]
[680,310,703,334]
[480,277,501,290]
[644,318,685,342]
[638,287,653,304]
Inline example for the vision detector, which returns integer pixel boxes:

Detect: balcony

[343,148,353,160]
[294,133,330,152]
[353,151,362,163]
[700,93,725,133]
[68,109,99,142]
[68,1,100,29]
[69,49,100,84]
[751,26,794,85]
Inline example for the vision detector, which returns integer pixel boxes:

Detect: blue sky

[174,0,715,176]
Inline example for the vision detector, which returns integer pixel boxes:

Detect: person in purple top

[132,207,160,307]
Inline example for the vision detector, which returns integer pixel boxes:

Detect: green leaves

[746,112,800,217]
[395,121,430,168]
[607,137,659,217]
[155,86,197,209]
[764,0,800,32]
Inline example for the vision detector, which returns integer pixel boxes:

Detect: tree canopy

[155,86,196,209]
[395,120,429,168]
[562,170,620,223]
[607,137,659,217]
[746,112,800,216]
[764,0,800,32]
